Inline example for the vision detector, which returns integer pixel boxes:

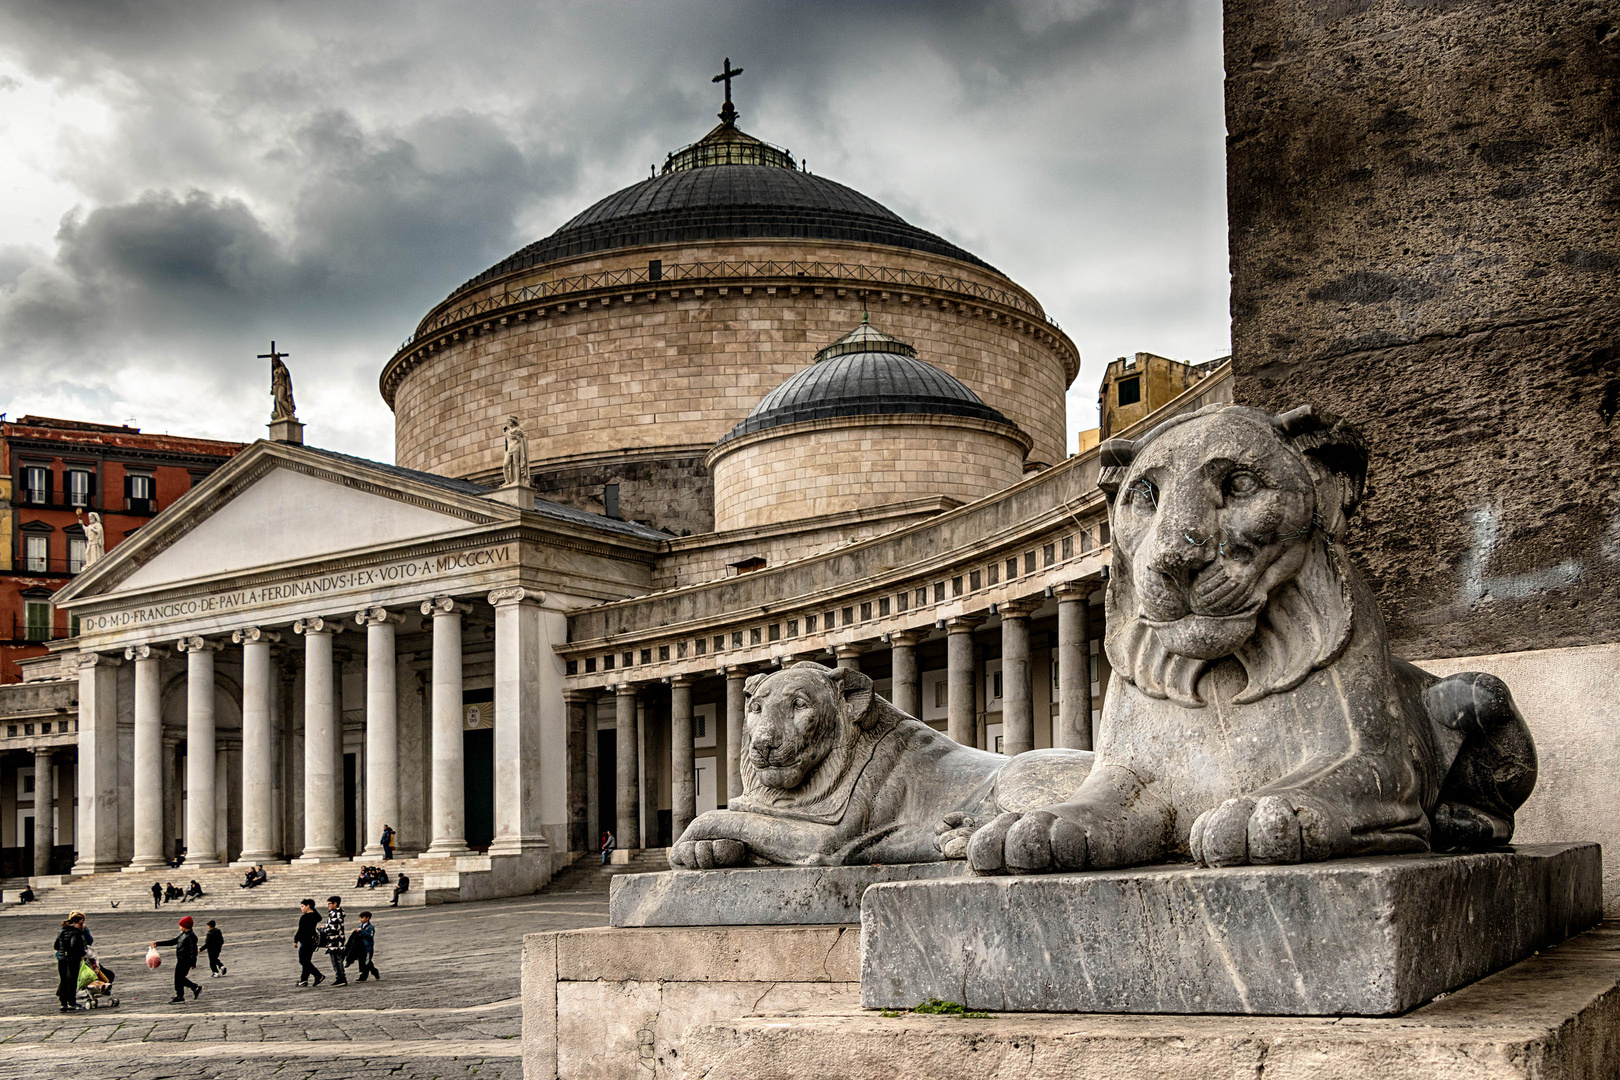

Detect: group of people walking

[294,896,378,987]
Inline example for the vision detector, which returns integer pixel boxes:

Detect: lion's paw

[669,838,748,870]
[1190,794,1342,867]
[934,812,979,860]
[967,809,1089,875]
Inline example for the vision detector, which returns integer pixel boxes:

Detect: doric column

[214,741,231,865]
[293,616,343,861]
[670,676,696,841]
[162,735,180,865]
[945,616,985,748]
[176,635,224,867]
[566,691,592,854]
[889,631,925,717]
[615,683,641,849]
[1055,582,1097,750]
[488,587,563,861]
[231,627,280,863]
[724,667,747,808]
[587,694,605,851]
[33,747,54,877]
[355,606,406,859]
[123,643,169,870]
[999,600,1038,756]
[422,597,471,856]
[72,652,122,874]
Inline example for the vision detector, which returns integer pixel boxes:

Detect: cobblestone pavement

[0,890,609,1079]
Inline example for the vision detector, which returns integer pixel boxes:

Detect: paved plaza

[0,890,609,1079]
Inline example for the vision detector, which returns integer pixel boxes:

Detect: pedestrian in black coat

[294,899,324,987]
[204,920,227,977]
[53,913,88,1011]
[322,896,348,986]
[150,881,162,909]
[152,915,202,1003]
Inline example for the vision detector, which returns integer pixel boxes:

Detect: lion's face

[1099,405,1367,706]
[742,663,873,791]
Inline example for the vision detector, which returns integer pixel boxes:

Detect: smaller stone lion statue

[969,403,1538,875]
[669,662,1094,869]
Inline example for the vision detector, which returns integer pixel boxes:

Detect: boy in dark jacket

[294,899,323,987]
[152,915,202,1003]
[355,911,380,981]
[150,881,162,909]
[204,920,227,977]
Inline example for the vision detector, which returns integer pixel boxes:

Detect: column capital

[74,651,123,670]
[944,615,987,634]
[613,681,643,698]
[176,635,225,654]
[230,626,281,644]
[670,674,696,688]
[124,643,171,661]
[422,596,474,616]
[564,689,599,704]
[488,585,546,607]
[1054,579,1102,600]
[888,629,928,647]
[998,598,1042,620]
[293,615,343,636]
[355,606,409,627]
[833,643,867,659]
[33,745,54,761]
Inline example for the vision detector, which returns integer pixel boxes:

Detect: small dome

[717,320,1017,446]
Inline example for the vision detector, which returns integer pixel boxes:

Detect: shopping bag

[77,962,98,990]
[145,946,161,969]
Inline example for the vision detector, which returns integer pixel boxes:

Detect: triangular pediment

[56,441,510,602]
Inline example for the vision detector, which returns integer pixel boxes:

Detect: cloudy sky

[0,0,1229,461]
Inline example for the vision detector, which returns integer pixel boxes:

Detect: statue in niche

[967,403,1538,875]
[270,355,297,421]
[501,416,530,487]
[77,509,105,566]
[669,662,1094,868]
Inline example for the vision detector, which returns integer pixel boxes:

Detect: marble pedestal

[610,863,966,927]
[861,843,1601,1016]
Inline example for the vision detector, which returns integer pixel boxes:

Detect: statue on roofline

[502,416,530,487]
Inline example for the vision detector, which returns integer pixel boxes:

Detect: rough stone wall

[1225,0,1620,658]
[525,450,715,536]
[710,418,1028,533]
[390,239,1073,480]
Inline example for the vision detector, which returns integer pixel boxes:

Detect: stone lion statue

[669,662,1094,869]
[969,403,1538,874]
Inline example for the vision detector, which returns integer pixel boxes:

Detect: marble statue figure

[501,416,530,487]
[78,509,105,566]
[968,403,1538,875]
[669,662,1094,868]
[270,356,296,421]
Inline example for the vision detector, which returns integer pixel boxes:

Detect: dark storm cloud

[0,0,1228,456]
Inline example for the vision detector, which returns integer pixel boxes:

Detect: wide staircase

[539,848,670,896]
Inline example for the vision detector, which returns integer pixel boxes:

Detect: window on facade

[1006,557,1018,580]
[658,645,670,662]
[768,624,780,642]
[68,536,87,574]
[896,592,908,613]
[841,607,854,627]
[860,602,872,621]
[1044,543,1056,567]
[23,535,48,573]
[750,628,762,646]
[25,600,51,641]
[804,615,816,633]
[879,597,890,617]
[969,571,981,592]
[1117,376,1141,407]
[66,469,92,507]
[21,465,48,505]
[126,472,156,511]
[640,649,652,665]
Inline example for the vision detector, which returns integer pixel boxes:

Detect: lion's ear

[825,667,876,728]
[743,671,771,700]
[1273,405,1369,520]
[1097,438,1137,500]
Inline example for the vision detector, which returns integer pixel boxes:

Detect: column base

[487,836,552,860]
[185,858,224,869]
[70,860,124,875]
[231,854,284,867]
[423,841,473,858]
[122,857,168,872]
[357,845,388,860]
[292,849,350,864]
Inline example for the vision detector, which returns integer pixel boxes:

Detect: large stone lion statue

[669,662,1094,869]
[969,403,1538,874]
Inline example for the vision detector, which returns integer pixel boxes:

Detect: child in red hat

[152,916,202,1003]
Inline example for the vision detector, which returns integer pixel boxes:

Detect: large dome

[450,122,994,297]
[717,320,1015,446]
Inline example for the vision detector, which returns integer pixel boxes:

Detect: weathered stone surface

[863,844,1600,1016]
[689,926,1620,1080]
[609,863,967,927]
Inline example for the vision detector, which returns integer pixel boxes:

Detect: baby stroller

[77,951,118,1009]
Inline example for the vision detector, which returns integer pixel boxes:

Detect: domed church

[39,67,1229,904]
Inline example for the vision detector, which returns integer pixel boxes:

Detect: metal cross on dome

[713,57,744,124]
[257,340,288,365]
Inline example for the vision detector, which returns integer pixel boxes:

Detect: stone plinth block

[861,844,1600,1016]
[609,863,966,927]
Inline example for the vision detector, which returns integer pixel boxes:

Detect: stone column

[422,597,471,857]
[615,683,641,849]
[162,736,180,864]
[566,692,591,854]
[670,676,696,841]
[356,606,405,859]
[488,587,562,861]
[293,617,343,861]
[395,654,425,856]
[1054,582,1096,750]
[587,694,604,851]
[72,652,122,874]
[233,627,280,863]
[33,747,54,877]
[999,601,1037,757]
[945,616,985,748]
[214,742,231,865]
[176,635,224,867]
[889,631,924,718]
[833,644,864,672]
[124,643,168,870]
[724,668,747,808]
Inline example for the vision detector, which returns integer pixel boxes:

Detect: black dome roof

[450,123,994,297]
[717,322,1017,446]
